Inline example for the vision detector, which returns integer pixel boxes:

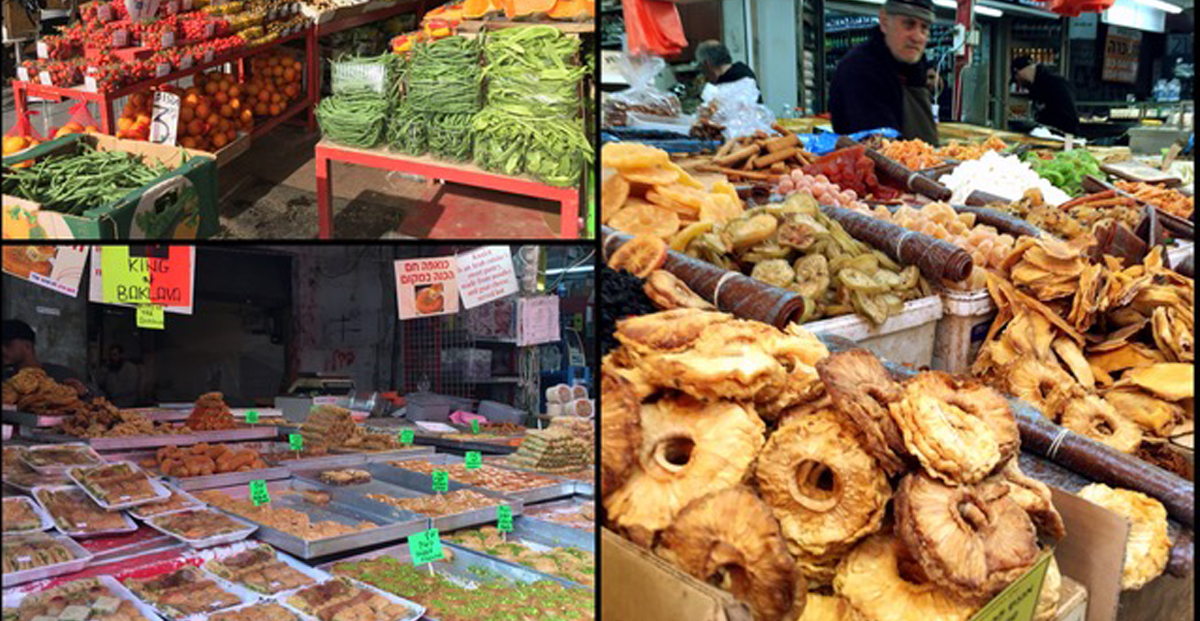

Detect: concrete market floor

[4,86,577,239]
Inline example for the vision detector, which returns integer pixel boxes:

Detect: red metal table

[314,140,582,239]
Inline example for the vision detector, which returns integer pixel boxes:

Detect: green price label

[464,451,482,469]
[471,419,480,435]
[289,433,303,451]
[246,410,260,424]
[408,528,445,565]
[496,505,513,532]
[400,429,415,445]
[249,480,270,506]
[136,304,164,329]
[431,470,450,492]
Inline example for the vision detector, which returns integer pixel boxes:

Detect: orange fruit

[228,86,240,98]
[212,133,227,149]
[226,129,237,142]
[187,119,204,136]
[215,91,229,105]
[180,136,196,149]
[254,103,268,115]
[135,113,151,125]
[258,90,270,103]
[271,93,282,104]
[195,103,210,119]
[205,81,218,95]
[220,104,233,117]
[184,92,200,106]
[117,117,134,131]
[206,113,219,127]
[292,61,302,72]
[268,104,281,116]
[229,98,241,112]
[240,108,253,123]
[180,107,194,123]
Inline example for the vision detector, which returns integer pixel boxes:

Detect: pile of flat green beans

[387,103,427,156]
[427,112,474,162]
[3,144,169,213]
[316,90,389,148]
[406,36,482,114]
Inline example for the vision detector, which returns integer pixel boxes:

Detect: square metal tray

[32,485,139,538]
[145,508,260,549]
[484,456,595,498]
[199,479,429,560]
[21,425,281,450]
[1,532,95,588]
[127,482,207,520]
[289,468,523,534]
[258,443,435,472]
[372,454,576,504]
[20,442,106,474]
[2,574,164,620]
[67,460,172,509]
[200,541,331,596]
[1,495,56,534]
[99,448,294,491]
[277,576,425,621]
[123,564,263,621]
[441,520,594,587]
[520,496,595,534]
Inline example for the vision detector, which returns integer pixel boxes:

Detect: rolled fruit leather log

[836,135,953,201]
[820,205,974,283]
[949,205,1045,238]
[601,227,807,329]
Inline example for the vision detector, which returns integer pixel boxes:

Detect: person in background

[98,344,140,407]
[1011,55,1080,136]
[828,0,939,144]
[928,67,954,122]
[695,40,763,103]
[2,319,97,397]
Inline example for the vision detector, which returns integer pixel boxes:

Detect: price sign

[39,72,53,86]
[496,505,513,532]
[149,91,180,145]
[470,419,480,435]
[179,54,193,70]
[17,67,29,82]
[408,528,445,565]
[136,304,164,329]
[249,480,270,506]
[181,0,192,10]
[431,470,449,493]
[112,29,128,48]
[97,2,112,21]
[464,451,482,469]
[246,410,260,424]
[289,433,303,451]
[400,429,415,445]
[37,41,48,59]
[155,62,171,77]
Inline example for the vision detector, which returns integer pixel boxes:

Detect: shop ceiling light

[1130,0,1182,13]
[974,5,1004,16]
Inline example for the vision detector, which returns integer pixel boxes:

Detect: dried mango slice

[608,202,680,239]
[601,142,670,169]
[601,174,631,218]
[619,166,680,186]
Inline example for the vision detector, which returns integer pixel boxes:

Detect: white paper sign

[149,91,180,145]
[88,247,195,315]
[17,67,30,82]
[84,76,99,92]
[37,41,49,59]
[97,2,112,21]
[456,246,518,310]
[39,72,53,86]
[2,246,90,297]
[112,29,129,48]
[517,295,560,347]
[394,256,459,320]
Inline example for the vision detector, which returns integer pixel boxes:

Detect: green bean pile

[331,52,402,100]
[473,106,527,175]
[484,27,583,116]
[2,144,170,214]
[387,103,427,156]
[427,112,474,162]
[316,90,389,148]
[407,37,482,114]
[472,104,591,186]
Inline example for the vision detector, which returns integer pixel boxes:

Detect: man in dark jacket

[695,40,762,103]
[1012,55,1080,136]
[828,0,938,144]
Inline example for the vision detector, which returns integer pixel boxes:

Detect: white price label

[149,91,181,146]
[204,50,213,63]
[37,41,49,59]
[182,0,192,9]
[167,0,178,12]
[162,31,175,47]
[17,67,30,82]
[180,54,193,69]
[86,65,99,75]
[205,23,214,38]
[97,2,112,20]
[156,62,172,76]
[85,76,99,91]
[39,71,53,86]
[113,29,129,47]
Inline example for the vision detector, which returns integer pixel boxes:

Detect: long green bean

[387,103,427,156]
[427,112,474,162]
[316,91,389,148]
[2,143,170,214]
[406,36,482,114]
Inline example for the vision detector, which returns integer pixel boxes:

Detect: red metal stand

[314,140,582,240]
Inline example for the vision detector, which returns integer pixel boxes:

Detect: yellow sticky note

[136,304,164,329]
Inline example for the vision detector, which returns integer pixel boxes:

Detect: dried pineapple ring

[604,394,766,547]
[656,183,707,208]
[600,367,642,499]
[889,391,1004,485]
[998,458,1066,541]
[1055,391,1142,454]
[608,202,680,239]
[894,472,1039,601]
[607,235,668,278]
[655,487,802,621]
[903,372,1020,466]
[815,350,907,476]
[1076,484,1169,590]
[1002,356,1075,414]
[799,593,865,621]
[646,188,700,218]
[698,194,743,225]
[619,166,680,186]
[601,174,631,221]
[666,162,705,189]
[834,534,976,621]
[601,142,671,169]
[643,270,715,311]
[755,409,890,558]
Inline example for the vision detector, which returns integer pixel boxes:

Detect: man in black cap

[828,0,939,144]
[695,40,763,103]
[2,319,95,397]
[1012,55,1080,136]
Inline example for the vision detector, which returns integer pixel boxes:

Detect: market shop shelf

[364,456,575,504]
[313,140,583,239]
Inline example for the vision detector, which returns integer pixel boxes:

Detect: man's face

[880,10,930,64]
[1015,65,1036,86]
[2,340,32,367]
[701,62,719,83]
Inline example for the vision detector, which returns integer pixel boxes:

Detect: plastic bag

[2,109,44,157]
[622,0,687,57]
[698,77,774,141]
[604,54,681,127]
[800,127,901,156]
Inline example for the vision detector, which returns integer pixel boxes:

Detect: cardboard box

[2,133,218,239]
[2,0,39,39]
[1049,487,1130,621]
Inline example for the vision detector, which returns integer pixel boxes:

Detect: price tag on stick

[470,419,480,435]
[249,480,270,506]
[496,505,513,541]
[245,410,260,424]
[289,433,303,452]
[464,451,482,469]
[400,429,415,445]
[431,470,449,493]
[408,527,444,575]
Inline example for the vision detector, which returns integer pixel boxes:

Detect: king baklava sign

[395,255,460,320]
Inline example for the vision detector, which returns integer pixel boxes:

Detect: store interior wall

[2,275,89,379]
[752,0,800,116]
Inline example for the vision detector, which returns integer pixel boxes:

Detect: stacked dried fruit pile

[868,202,1017,291]
[995,189,1142,242]
[186,391,236,430]
[602,309,1087,621]
[972,238,1194,473]
[880,138,945,171]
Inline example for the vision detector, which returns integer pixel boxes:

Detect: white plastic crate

[931,289,996,374]
[805,296,943,369]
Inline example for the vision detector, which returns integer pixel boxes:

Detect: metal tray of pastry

[127,482,208,520]
[145,508,260,548]
[1,532,95,588]
[100,448,292,492]
[199,479,429,560]
[21,442,107,474]
[2,495,56,534]
[208,601,304,621]
[1,410,72,428]
[520,496,595,534]
[374,455,576,504]
[201,542,330,596]
[442,523,594,586]
[278,576,425,621]
[411,433,521,455]
[2,468,69,493]
[32,485,140,538]
[485,457,595,498]
[123,564,262,621]
[288,469,522,534]
[67,461,172,509]
[20,425,281,450]
[1,574,166,620]
[256,442,434,472]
